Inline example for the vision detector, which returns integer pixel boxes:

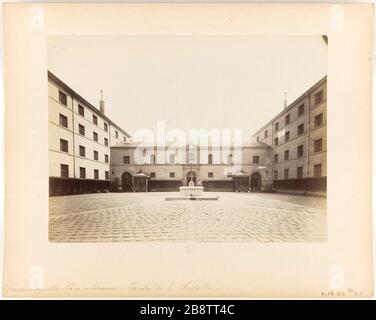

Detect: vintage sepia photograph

[48,35,327,243]
[3,2,374,299]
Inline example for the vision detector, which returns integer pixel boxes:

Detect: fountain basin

[179,186,204,196]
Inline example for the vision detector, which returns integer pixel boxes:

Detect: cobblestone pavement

[49,192,326,243]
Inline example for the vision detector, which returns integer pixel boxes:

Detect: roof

[48,71,131,138]
[252,75,327,136]
[111,141,272,149]
[134,172,150,178]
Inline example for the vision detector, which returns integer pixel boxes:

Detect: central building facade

[110,142,273,192]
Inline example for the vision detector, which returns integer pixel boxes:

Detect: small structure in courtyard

[166,178,218,201]
[133,171,150,192]
[179,179,204,196]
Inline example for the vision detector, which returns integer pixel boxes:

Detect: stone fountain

[179,179,204,196]
[165,144,218,201]
[165,177,218,201]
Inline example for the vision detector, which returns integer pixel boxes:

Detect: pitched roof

[111,141,271,149]
[48,70,131,138]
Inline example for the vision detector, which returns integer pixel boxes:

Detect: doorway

[186,171,197,185]
[121,172,133,192]
[250,172,262,191]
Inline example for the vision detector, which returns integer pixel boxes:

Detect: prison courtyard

[49,192,326,243]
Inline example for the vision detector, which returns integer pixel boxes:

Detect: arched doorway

[250,172,262,191]
[121,172,133,192]
[186,171,196,185]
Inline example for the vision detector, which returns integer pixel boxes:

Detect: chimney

[283,92,287,109]
[99,89,105,114]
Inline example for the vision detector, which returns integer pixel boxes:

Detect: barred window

[60,164,69,178]
[60,139,68,152]
[79,145,85,157]
[59,90,67,106]
[297,167,303,179]
[298,104,304,116]
[314,90,323,105]
[59,114,68,128]
[79,167,86,179]
[78,105,85,116]
[314,138,323,152]
[314,113,323,127]
[314,164,322,177]
[297,123,304,135]
[284,169,289,179]
[79,124,85,136]
[297,145,304,157]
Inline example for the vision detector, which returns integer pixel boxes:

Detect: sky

[47,35,327,141]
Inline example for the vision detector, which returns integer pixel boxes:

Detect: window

[123,136,126,142]
[115,130,119,139]
[78,104,85,116]
[314,138,323,152]
[150,154,155,164]
[284,150,289,160]
[285,114,290,125]
[253,156,260,164]
[274,137,279,146]
[79,124,85,136]
[123,156,130,164]
[314,90,323,105]
[59,114,68,128]
[208,172,214,178]
[93,114,98,125]
[104,138,108,146]
[104,123,108,132]
[105,154,109,163]
[264,130,268,138]
[105,171,109,180]
[297,123,304,135]
[94,169,99,180]
[298,104,304,116]
[60,139,68,152]
[274,154,278,163]
[284,169,289,180]
[227,154,233,164]
[93,150,98,160]
[314,164,322,177]
[275,122,279,131]
[59,90,67,106]
[274,170,278,180]
[79,167,86,179]
[93,132,98,142]
[60,164,69,178]
[208,154,213,164]
[79,145,85,157]
[256,136,259,142]
[169,154,175,164]
[297,167,303,179]
[297,145,304,158]
[285,131,290,142]
[150,172,156,178]
[314,113,323,127]
[169,172,175,178]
